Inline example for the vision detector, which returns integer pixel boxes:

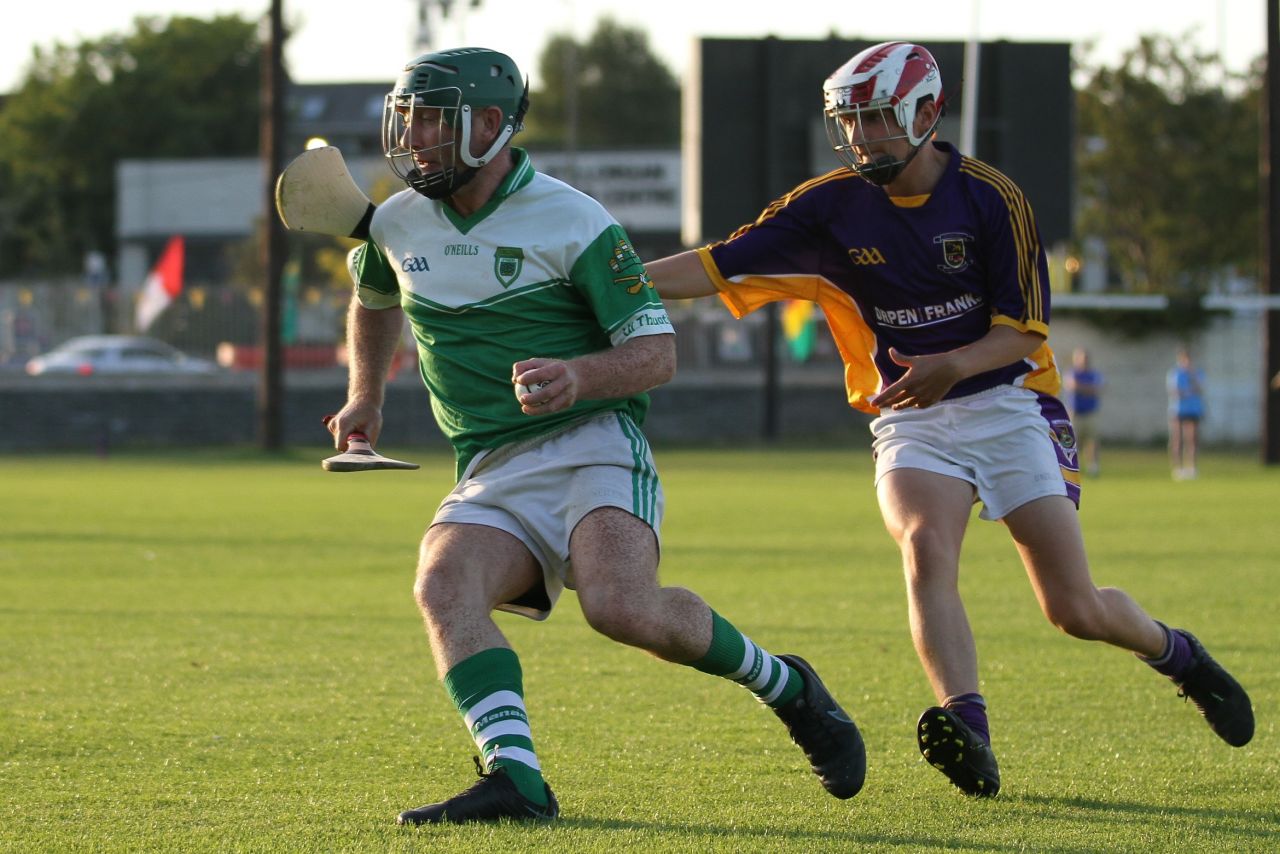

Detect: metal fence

[0,279,843,376]
[4,280,1279,448]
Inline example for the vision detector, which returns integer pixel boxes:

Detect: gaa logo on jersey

[493,246,524,288]
[847,247,886,266]
[401,255,431,273]
[934,232,974,273]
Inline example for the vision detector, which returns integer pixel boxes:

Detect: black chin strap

[406,165,479,200]
[860,141,928,187]
[860,154,904,186]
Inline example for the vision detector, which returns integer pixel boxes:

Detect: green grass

[1,445,1277,852]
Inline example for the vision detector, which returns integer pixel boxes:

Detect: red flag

[135,236,185,332]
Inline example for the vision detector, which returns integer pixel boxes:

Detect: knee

[412,560,457,623]
[897,526,958,588]
[578,585,648,644]
[1041,593,1105,641]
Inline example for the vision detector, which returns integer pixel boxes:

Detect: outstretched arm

[512,333,675,415]
[646,250,720,300]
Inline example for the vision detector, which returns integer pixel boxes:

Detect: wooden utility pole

[1264,0,1280,463]
[258,0,286,451]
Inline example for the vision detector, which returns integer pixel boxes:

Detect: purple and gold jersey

[700,142,1060,414]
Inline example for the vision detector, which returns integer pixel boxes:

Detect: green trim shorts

[432,411,663,620]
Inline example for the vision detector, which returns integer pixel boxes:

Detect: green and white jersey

[350,148,674,478]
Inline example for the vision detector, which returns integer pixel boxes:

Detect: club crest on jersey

[1050,419,1078,463]
[493,246,524,288]
[608,238,653,294]
[934,232,974,273]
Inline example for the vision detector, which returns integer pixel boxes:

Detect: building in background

[115,82,683,295]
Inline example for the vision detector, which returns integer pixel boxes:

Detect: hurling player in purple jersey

[648,41,1253,796]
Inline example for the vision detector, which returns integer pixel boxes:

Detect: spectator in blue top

[1065,347,1103,477]
[1167,346,1205,480]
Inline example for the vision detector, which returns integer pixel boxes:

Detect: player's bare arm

[329,299,404,448]
[513,333,676,415]
[646,251,720,300]
[871,325,1043,411]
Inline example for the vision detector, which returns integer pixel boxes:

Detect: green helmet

[383,47,530,199]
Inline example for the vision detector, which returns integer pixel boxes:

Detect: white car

[25,335,219,376]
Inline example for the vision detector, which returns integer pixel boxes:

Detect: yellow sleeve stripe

[958,157,1045,325]
[695,246,750,317]
[989,312,1060,397]
[1020,340,1063,397]
[692,249,883,414]
[990,313,1049,338]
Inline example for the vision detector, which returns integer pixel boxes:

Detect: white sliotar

[515,380,549,401]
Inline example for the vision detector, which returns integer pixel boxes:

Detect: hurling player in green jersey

[325,47,865,826]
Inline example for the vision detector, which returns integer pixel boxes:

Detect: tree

[0,15,260,277]
[1075,35,1262,296]
[521,18,680,149]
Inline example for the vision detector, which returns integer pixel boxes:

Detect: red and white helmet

[822,42,945,184]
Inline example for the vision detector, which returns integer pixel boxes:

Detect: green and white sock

[689,610,803,708]
[443,647,548,806]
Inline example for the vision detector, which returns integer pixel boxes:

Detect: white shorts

[870,385,1078,521]
[432,411,663,620]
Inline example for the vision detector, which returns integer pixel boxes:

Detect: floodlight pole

[258,0,287,451]
[759,37,781,442]
[960,40,981,155]
[1264,0,1280,464]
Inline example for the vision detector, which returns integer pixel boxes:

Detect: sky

[0,0,1267,95]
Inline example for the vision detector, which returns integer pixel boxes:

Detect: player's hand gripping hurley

[321,416,419,472]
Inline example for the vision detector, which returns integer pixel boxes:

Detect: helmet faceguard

[822,42,945,186]
[383,48,529,199]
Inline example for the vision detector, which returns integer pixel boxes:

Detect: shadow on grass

[1014,793,1280,842]
[547,815,1082,852]
[528,792,1280,851]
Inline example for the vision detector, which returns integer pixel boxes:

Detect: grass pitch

[1,445,1277,852]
